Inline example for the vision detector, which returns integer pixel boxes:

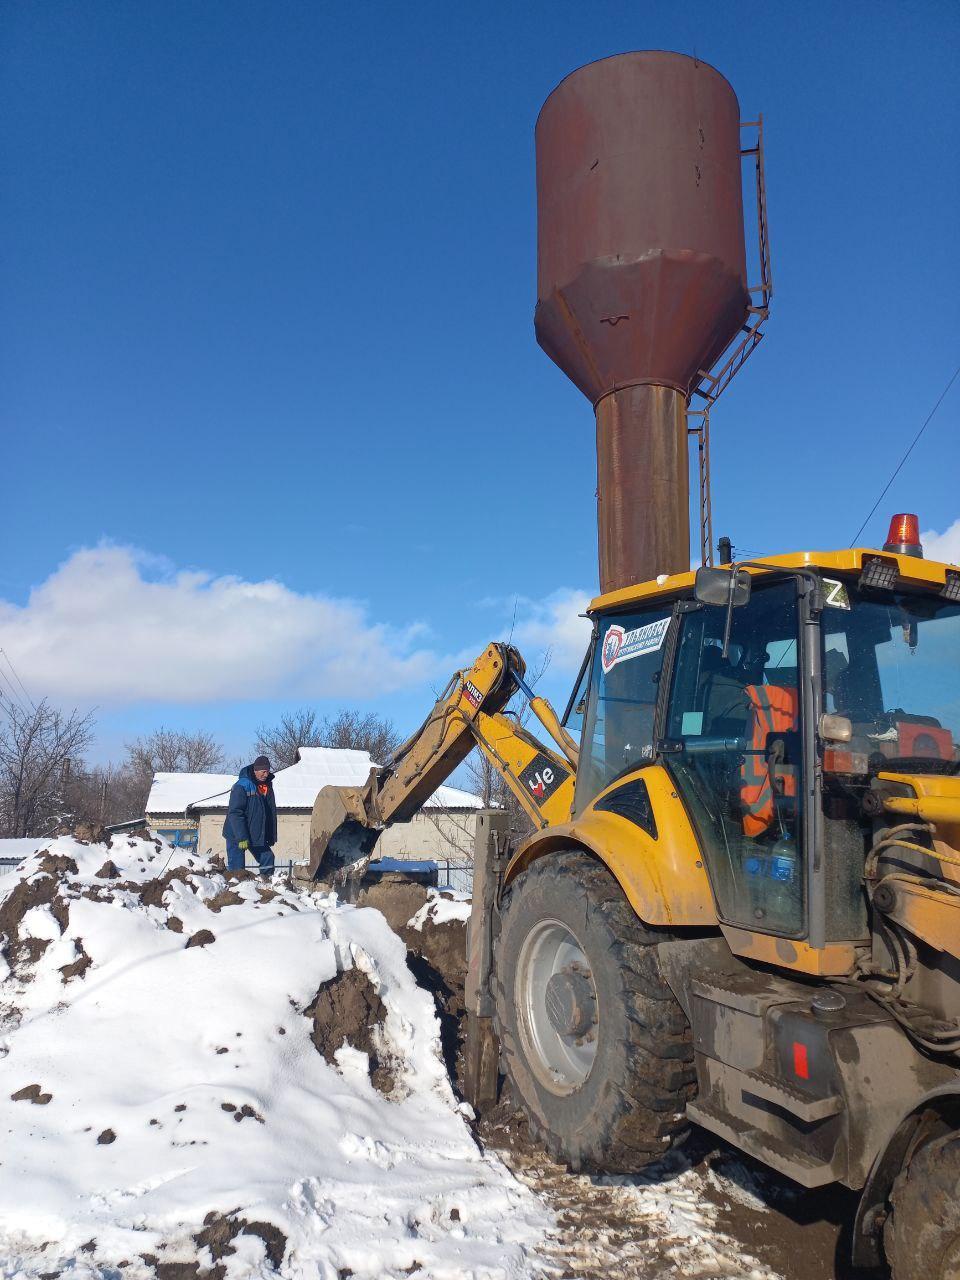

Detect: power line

[0,648,37,712]
[0,686,26,716]
[850,362,960,547]
[0,669,28,715]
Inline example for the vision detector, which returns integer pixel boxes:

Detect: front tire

[886,1133,960,1280]
[493,850,695,1173]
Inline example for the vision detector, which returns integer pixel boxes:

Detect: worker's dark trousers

[225,840,275,877]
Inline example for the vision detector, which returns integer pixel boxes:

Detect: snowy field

[0,837,550,1279]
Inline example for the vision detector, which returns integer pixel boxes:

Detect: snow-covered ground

[0,836,550,1279]
[407,888,472,932]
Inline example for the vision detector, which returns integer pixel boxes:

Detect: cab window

[821,584,960,772]
[561,641,594,743]
[575,606,672,810]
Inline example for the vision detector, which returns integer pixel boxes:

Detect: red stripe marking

[793,1041,809,1079]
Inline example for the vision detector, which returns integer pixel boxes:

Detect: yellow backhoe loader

[305,533,960,1279]
[302,50,960,1279]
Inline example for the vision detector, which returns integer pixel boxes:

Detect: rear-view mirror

[694,566,752,608]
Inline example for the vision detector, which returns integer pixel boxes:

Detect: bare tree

[64,761,148,829]
[125,728,225,778]
[123,728,226,814]
[254,707,401,769]
[0,700,95,838]
[254,708,325,769]
[318,709,401,763]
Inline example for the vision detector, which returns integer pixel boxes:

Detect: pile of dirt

[0,854,73,974]
[306,966,395,1094]
[3,837,544,1278]
[0,837,269,996]
[401,911,469,1089]
[358,877,470,1088]
[356,874,430,935]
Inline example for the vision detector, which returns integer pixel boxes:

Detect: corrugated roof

[145,746,482,815]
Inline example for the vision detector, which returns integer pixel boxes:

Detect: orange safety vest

[740,684,799,837]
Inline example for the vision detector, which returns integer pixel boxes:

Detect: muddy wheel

[493,849,695,1173]
[886,1132,960,1280]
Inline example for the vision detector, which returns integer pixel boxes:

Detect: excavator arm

[302,641,579,882]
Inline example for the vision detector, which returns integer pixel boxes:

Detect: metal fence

[435,860,474,895]
[207,850,475,895]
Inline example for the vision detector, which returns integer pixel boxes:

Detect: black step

[687,1099,840,1188]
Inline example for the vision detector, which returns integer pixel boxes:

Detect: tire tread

[493,850,696,1173]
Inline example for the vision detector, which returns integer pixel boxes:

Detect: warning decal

[600,616,670,674]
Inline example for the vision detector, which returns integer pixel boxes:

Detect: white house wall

[195,810,476,865]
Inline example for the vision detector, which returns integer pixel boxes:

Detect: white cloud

[503,588,594,674]
[0,545,444,705]
[922,519,960,566]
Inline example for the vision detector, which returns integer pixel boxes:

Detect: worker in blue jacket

[223,755,277,876]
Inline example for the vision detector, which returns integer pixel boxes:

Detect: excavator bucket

[301,785,383,885]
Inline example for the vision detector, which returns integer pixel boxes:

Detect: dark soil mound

[358,879,470,1092]
[357,876,430,934]
[0,869,69,974]
[141,1211,287,1279]
[140,868,197,910]
[400,906,468,1091]
[204,889,244,913]
[307,966,395,1094]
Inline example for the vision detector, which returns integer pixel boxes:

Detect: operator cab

[572,517,960,948]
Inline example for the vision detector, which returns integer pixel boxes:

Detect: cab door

[664,580,806,936]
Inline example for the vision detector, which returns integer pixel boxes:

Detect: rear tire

[886,1133,960,1280]
[493,850,695,1173]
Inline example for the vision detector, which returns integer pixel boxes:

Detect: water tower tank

[535,51,750,592]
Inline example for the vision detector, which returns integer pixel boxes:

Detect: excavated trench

[362,878,881,1280]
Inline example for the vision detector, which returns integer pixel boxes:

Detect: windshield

[576,606,673,808]
[822,580,960,774]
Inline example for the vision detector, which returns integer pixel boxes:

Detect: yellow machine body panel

[878,874,960,956]
[504,765,717,927]
[473,710,575,830]
[880,772,960,843]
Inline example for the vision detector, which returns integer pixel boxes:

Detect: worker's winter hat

[252,755,271,771]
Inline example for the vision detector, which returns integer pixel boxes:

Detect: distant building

[145,746,482,869]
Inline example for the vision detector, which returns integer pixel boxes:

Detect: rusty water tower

[535,51,771,592]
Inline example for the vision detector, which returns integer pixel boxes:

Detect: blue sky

[2,0,958,768]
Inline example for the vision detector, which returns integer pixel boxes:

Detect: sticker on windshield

[823,578,851,610]
[601,616,670,674]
